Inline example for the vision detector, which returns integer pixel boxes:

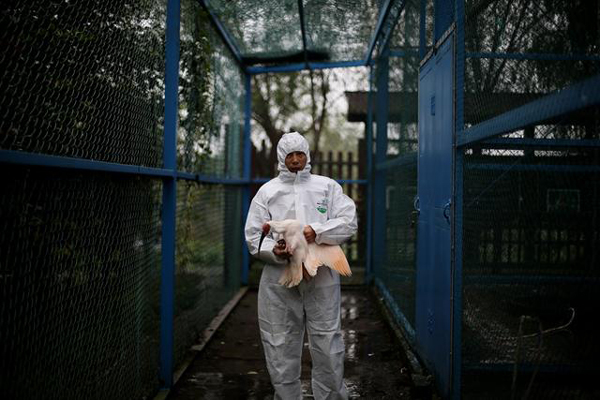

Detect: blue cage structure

[1,0,598,399]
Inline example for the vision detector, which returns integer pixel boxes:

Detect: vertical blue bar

[365,67,374,282]
[419,0,427,59]
[160,0,180,389]
[372,43,390,279]
[241,73,252,285]
[452,0,465,398]
[434,0,454,42]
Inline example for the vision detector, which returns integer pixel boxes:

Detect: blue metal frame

[365,67,375,282]
[0,150,174,177]
[375,152,417,170]
[378,0,408,58]
[198,0,244,69]
[452,1,465,398]
[0,150,298,186]
[466,51,600,61]
[434,0,454,42]
[464,274,600,285]
[465,163,600,172]
[458,73,600,147]
[375,278,416,343]
[419,0,427,59]
[188,174,248,184]
[241,73,252,285]
[198,0,405,75]
[246,60,366,75]
[251,177,368,186]
[159,0,180,389]
[372,43,390,282]
[415,32,454,397]
[365,0,394,66]
[297,0,309,69]
[482,138,600,148]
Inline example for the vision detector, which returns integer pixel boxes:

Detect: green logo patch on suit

[316,197,328,214]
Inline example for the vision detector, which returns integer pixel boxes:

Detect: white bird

[258,219,352,287]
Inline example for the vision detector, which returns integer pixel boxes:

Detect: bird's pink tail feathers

[305,244,352,277]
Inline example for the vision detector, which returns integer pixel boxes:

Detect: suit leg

[304,268,348,400]
[258,266,305,399]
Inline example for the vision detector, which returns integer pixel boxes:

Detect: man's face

[285,151,307,173]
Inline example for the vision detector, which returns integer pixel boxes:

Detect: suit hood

[276,132,311,181]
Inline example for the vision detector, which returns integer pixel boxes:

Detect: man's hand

[273,239,292,259]
[303,225,316,243]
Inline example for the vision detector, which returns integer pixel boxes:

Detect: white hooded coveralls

[245,132,357,399]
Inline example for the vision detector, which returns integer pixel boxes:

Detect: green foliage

[178,1,218,171]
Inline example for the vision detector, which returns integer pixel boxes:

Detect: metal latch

[443,199,451,225]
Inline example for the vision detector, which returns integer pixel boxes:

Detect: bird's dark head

[262,223,271,235]
[258,223,271,253]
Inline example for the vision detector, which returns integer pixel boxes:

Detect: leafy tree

[178,1,216,171]
[251,69,332,175]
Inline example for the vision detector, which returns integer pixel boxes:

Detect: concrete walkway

[166,287,424,399]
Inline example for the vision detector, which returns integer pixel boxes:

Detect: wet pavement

[167,287,417,399]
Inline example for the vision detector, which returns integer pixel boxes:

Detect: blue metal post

[247,60,365,75]
[159,0,180,389]
[458,73,600,146]
[452,0,465,398]
[434,0,454,42]
[372,43,390,279]
[365,67,375,282]
[365,0,393,65]
[241,73,252,285]
[198,0,244,68]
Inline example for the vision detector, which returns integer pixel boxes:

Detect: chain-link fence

[0,166,163,400]
[373,0,600,398]
[373,0,421,345]
[174,182,243,369]
[0,0,166,166]
[461,130,600,398]
[0,0,246,398]
[460,0,600,397]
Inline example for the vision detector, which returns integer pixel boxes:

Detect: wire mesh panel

[1,1,169,398]
[461,115,600,398]
[0,0,166,167]
[423,0,435,50]
[458,1,600,398]
[463,0,600,130]
[204,0,302,62]
[204,0,391,65]
[0,167,162,400]
[173,182,243,368]
[178,0,245,177]
[374,0,421,333]
[382,164,418,327]
[304,0,383,63]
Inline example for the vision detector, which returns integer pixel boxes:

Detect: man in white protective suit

[245,131,357,399]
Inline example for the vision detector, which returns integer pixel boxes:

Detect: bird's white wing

[306,243,352,276]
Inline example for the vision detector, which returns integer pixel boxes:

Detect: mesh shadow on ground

[166,287,416,399]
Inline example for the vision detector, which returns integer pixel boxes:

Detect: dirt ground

[166,287,421,399]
